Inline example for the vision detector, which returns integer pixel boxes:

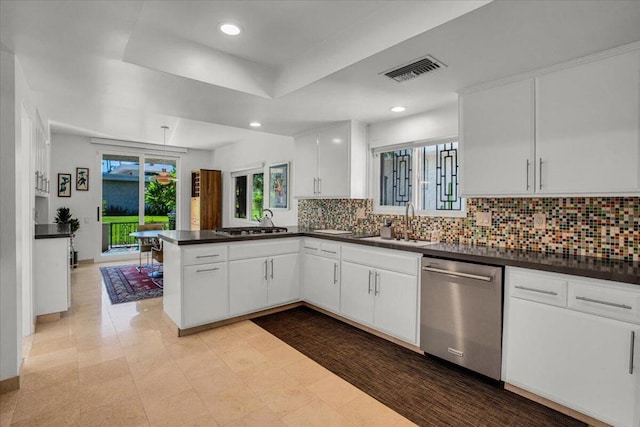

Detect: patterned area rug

[100,264,163,304]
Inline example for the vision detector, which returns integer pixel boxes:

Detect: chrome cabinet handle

[196,267,219,273]
[317,178,321,194]
[35,172,39,191]
[270,258,274,279]
[304,246,318,251]
[321,249,337,254]
[630,331,636,375]
[526,159,530,191]
[374,272,380,295]
[514,285,558,296]
[368,270,373,294]
[313,178,317,195]
[333,263,338,284]
[539,158,543,190]
[576,296,632,310]
[264,260,268,280]
[423,266,493,282]
[196,254,219,258]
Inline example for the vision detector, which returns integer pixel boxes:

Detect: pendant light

[152,125,177,185]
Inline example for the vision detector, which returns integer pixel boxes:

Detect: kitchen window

[232,168,264,221]
[373,138,465,216]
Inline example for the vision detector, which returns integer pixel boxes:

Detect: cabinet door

[268,253,300,306]
[340,261,375,326]
[183,263,228,327]
[303,254,340,313]
[373,269,418,344]
[229,258,268,316]
[536,52,640,194]
[293,132,318,197]
[506,298,639,426]
[461,79,535,196]
[318,123,350,197]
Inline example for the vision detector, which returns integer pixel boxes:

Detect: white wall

[211,135,297,227]
[0,49,37,381]
[49,133,214,261]
[368,103,458,148]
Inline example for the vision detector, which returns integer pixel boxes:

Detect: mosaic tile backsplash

[298,197,640,262]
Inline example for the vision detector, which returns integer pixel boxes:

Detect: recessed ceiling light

[220,23,241,36]
[249,122,261,127]
[331,138,342,144]
[391,106,406,113]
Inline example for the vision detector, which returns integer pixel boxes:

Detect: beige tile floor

[0,262,416,426]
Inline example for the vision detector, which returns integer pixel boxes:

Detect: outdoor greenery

[252,173,264,220]
[102,215,168,224]
[145,168,177,215]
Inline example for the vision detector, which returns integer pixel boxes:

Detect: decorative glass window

[374,139,464,216]
[232,169,264,221]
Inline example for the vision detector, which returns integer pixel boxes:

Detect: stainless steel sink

[358,236,438,247]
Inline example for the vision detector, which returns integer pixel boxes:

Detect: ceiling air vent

[382,55,446,83]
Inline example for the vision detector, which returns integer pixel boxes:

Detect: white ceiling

[2,0,640,151]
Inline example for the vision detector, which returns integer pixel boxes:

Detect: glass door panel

[101,154,140,256]
[144,157,177,230]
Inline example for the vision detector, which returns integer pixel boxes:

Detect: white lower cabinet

[302,239,341,313]
[340,245,420,344]
[34,237,71,315]
[183,263,228,327]
[504,267,640,427]
[228,240,300,316]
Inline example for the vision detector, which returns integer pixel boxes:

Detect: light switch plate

[533,213,546,230]
[476,212,491,227]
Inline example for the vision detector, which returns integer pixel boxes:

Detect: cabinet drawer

[302,239,341,259]
[342,244,419,276]
[302,239,321,254]
[183,244,228,265]
[568,281,640,325]
[229,238,300,260]
[508,270,567,307]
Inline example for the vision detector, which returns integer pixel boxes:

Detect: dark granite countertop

[35,224,72,239]
[159,228,639,286]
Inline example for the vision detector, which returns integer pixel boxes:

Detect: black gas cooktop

[214,226,288,236]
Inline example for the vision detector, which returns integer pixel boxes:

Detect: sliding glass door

[98,151,177,260]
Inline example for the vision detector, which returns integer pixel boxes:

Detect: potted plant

[54,207,80,268]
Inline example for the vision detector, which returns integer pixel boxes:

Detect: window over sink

[373,138,465,216]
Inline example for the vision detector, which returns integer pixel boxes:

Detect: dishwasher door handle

[422,266,493,282]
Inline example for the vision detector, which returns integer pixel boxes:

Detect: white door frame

[95,148,180,263]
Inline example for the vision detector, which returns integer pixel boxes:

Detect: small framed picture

[76,167,89,191]
[58,173,71,197]
[268,162,289,210]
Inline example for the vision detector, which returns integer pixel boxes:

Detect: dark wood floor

[253,306,585,427]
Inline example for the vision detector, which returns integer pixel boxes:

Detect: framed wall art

[58,173,71,197]
[268,162,289,210]
[76,167,89,191]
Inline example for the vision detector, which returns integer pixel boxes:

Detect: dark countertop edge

[34,224,72,239]
[159,230,639,286]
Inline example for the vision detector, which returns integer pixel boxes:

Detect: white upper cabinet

[535,51,640,194]
[293,121,367,198]
[461,47,640,197]
[461,79,535,196]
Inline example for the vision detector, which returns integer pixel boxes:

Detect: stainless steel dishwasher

[420,257,503,380]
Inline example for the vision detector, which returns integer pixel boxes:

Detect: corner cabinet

[503,267,640,427]
[163,242,229,329]
[190,169,222,230]
[302,239,341,313]
[293,121,367,198]
[228,239,300,316]
[339,244,421,344]
[461,47,640,197]
[34,237,71,315]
